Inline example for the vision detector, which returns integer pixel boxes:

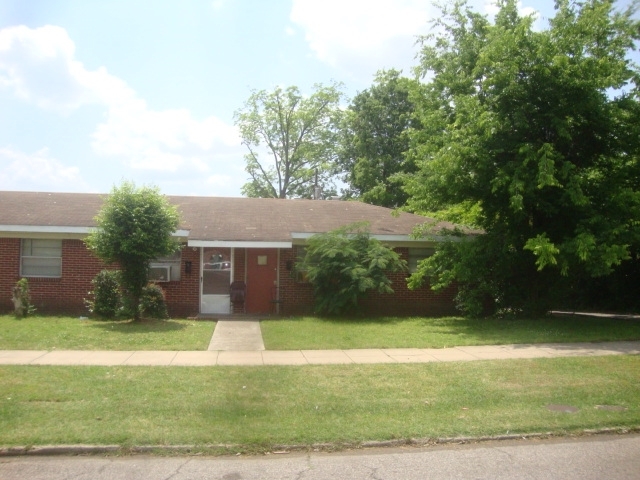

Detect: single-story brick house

[0,191,470,317]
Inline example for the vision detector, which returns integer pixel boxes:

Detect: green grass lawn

[1,356,638,451]
[261,315,640,350]
[2,314,639,352]
[0,316,215,351]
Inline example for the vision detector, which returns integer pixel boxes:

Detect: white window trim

[20,239,63,278]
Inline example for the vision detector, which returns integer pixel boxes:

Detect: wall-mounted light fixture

[185,261,192,274]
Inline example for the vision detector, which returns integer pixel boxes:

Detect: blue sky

[0,0,632,197]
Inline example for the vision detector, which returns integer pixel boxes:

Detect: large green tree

[85,182,181,321]
[234,83,343,199]
[407,0,640,315]
[338,69,420,207]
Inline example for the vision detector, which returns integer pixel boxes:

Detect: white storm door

[200,247,233,314]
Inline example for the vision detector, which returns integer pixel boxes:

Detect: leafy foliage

[406,0,640,315]
[139,283,169,319]
[85,182,180,321]
[85,270,168,320]
[85,270,121,319]
[12,278,36,318]
[234,83,343,198]
[338,70,420,207]
[298,223,407,315]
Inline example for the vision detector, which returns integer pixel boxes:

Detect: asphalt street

[1,434,639,480]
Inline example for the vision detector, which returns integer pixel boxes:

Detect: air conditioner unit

[149,265,171,282]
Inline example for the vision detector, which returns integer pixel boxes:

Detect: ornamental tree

[298,223,407,315]
[85,182,180,321]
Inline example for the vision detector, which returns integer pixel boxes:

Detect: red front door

[245,249,278,314]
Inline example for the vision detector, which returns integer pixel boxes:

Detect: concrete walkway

[207,319,265,351]
[0,341,638,367]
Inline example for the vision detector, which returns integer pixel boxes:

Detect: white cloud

[290,0,435,77]
[91,102,241,171]
[0,25,242,173]
[0,147,89,191]
[0,25,99,112]
[483,0,539,22]
[290,0,547,80]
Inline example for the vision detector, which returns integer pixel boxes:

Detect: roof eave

[0,225,190,241]
[290,232,462,243]
[188,240,292,248]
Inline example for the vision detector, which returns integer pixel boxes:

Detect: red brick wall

[359,248,459,316]
[0,238,22,313]
[0,239,201,317]
[0,240,458,317]
[0,238,107,315]
[161,246,200,317]
[278,247,314,315]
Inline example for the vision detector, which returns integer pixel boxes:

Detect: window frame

[408,247,435,273]
[149,249,182,282]
[20,239,63,278]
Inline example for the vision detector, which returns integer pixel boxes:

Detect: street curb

[2,426,639,457]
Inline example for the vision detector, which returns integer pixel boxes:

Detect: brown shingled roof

[0,191,105,228]
[0,191,471,242]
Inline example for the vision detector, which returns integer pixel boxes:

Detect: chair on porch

[230,281,246,314]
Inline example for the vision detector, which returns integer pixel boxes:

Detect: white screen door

[201,247,233,314]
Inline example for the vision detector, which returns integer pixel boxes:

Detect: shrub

[12,278,36,317]
[139,283,169,319]
[85,270,121,319]
[298,222,407,315]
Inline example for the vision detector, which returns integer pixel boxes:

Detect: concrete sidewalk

[0,341,638,367]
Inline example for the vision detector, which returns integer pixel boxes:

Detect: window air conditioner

[149,266,171,282]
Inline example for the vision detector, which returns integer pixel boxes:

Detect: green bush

[85,271,169,320]
[298,222,407,315]
[139,283,169,319]
[85,270,121,319]
[12,278,36,317]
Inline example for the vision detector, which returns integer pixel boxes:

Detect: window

[408,248,435,273]
[21,239,62,277]
[149,250,182,282]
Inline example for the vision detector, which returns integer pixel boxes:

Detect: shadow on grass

[89,319,188,334]
[290,315,464,327]
[316,316,405,326]
[413,315,640,343]
[288,314,640,344]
